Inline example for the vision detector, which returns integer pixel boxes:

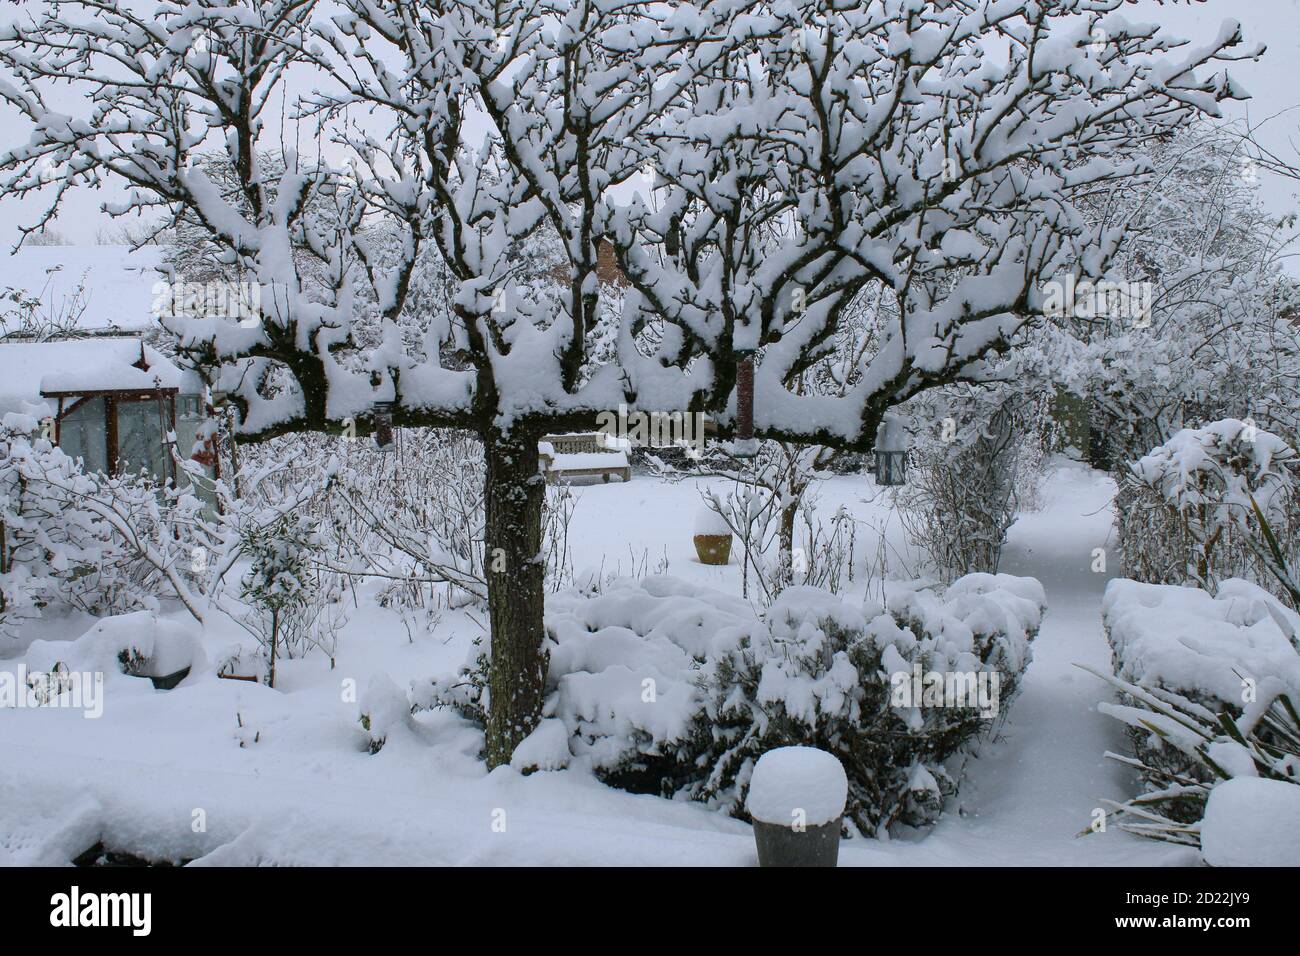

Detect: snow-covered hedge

[425,573,1045,836]
[1102,577,1300,715]
[1099,577,1300,821]
[1116,419,1299,596]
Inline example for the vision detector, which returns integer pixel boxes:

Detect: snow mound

[25,611,204,681]
[358,673,413,753]
[1102,578,1300,708]
[747,746,847,826]
[1200,778,1300,867]
[511,718,572,773]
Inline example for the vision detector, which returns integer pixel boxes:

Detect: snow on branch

[0,0,1254,447]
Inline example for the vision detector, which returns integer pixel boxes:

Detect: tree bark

[482,429,548,768]
[778,497,798,590]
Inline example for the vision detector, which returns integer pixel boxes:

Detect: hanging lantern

[873,413,909,486]
[372,400,396,452]
[733,348,758,458]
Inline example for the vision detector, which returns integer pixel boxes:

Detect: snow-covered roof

[0,244,166,333]
[0,337,198,416]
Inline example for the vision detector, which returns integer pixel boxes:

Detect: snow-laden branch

[0,0,1254,449]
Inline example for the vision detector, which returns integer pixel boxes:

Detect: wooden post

[226,406,242,500]
[105,396,118,477]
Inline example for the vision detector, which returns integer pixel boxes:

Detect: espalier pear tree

[0,0,1253,765]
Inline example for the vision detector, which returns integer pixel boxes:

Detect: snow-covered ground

[0,462,1192,866]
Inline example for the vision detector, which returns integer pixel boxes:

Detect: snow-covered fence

[1116,419,1299,596]
[418,572,1045,836]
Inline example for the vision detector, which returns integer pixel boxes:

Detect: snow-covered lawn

[0,463,1191,866]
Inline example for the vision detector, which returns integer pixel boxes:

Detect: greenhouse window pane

[59,397,108,474]
[116,398,167,482]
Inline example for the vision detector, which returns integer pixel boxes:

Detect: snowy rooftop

[0,244,166,333]
[0,337,197,416]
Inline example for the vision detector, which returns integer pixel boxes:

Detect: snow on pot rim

[747,746,847,827]
[693,507,731,536]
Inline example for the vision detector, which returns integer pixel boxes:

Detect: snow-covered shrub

[428,573,1044,836]
[1086,666,1300,845]
[239,428,580,609]
[226,504,347,687]
[0,416,94,636]
[1092,577,1300,834]
[357,673,414,754]
[1117,420,1299,595]
[895,393,1047,582]
[681,576,1043,834]
[692,442,855,605]
[0,414,211,635]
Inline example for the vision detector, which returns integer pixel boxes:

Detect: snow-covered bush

[24,610,204,685]
[0,415,96,636]
[895,392,1047,582]
[1091,577,1300,835]
[1116,419,1299,595]
[226,504,347,687]
[357,673,415,754]
[238,428,580,610]
[681,576,1043,834]
[0,414,212,635]
[692,442,855,605]
[422,573,1044,836]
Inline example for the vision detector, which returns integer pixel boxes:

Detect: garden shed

[0,335,205,483]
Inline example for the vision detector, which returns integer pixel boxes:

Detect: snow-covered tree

[0,0,1253,765]
[1039,124,1300,464]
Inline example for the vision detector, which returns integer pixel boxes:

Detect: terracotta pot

[693,533,731,565]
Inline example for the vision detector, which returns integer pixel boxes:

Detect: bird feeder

[873,413,909,486]
[733,348,758,458]
[372,400,396,452]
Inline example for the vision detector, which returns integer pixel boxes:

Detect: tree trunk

[483,429,548,768]
[267,608,279,689]
[778,498,798,591]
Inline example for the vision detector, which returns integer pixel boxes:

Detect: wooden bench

[540,433,632,483]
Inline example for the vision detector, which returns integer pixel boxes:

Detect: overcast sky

[0,0,1297,249]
